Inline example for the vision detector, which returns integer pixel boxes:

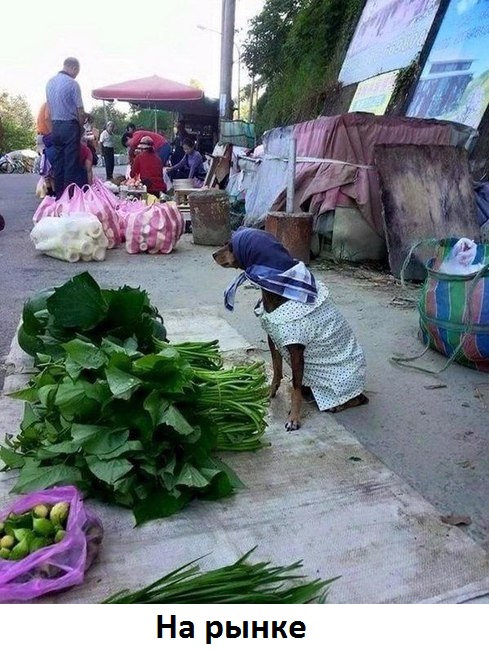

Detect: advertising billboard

[407,0,489,128]
[339,0,441,85]
[348,71,399,114]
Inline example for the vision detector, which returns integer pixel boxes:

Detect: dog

[213,228,368,431]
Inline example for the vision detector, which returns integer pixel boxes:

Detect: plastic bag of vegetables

[0,485,103,602]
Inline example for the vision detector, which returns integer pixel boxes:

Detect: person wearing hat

[99,121,115,180]
[130,135,166,197]
[127,129,171,166]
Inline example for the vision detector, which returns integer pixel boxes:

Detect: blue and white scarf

[223,228,317,311]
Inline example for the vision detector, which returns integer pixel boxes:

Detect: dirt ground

[0,170,488,556]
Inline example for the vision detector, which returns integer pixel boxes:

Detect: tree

[89,103,173,153]
[242,0,365,132]
[241,0,304,83]
[0,92,35,152]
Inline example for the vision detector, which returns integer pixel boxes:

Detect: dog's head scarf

[223,227,317,311]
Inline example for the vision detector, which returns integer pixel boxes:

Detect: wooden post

[265,212,313,264]
[286,137,297,213]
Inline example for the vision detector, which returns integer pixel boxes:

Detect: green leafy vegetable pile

[17,272,167,359]
[102,548,338,603]
[1,273,270,524]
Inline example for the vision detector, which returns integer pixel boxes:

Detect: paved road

[1,171,488,557]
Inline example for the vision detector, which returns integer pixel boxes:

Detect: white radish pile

[30,213,109,263]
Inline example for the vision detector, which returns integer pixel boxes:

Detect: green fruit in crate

[49,502,69,527]
[54,529,66,543]
[33,504,50,519]
[0,535,15,549]
[33,517,55,537]
[0,548,11,560]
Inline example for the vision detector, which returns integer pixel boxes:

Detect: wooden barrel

[188,190,231,246]
[265,212,313,264]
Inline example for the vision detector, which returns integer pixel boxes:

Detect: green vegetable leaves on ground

[2,274,270,523]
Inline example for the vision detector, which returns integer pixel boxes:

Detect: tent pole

[154,107,157,132]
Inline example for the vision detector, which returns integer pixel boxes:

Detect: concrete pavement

[0,171,488,602]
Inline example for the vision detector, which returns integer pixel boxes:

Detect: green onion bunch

[102,549,338,604]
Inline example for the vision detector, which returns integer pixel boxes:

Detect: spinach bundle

[18,272,167,360]
[2,273,270,524]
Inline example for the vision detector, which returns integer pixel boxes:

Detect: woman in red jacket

[131,136,166,196]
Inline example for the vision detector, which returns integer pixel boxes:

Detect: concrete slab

[1,308,489,604]
[164,306,251,351]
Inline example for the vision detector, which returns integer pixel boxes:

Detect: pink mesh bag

[125,201,184,254]
[0,486,103,602]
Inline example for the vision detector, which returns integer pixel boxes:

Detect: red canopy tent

[91,75,204,104]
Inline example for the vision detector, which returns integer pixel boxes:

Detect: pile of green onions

[102,549,337,603]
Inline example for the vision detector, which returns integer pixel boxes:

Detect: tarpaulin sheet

[244,113,475,235]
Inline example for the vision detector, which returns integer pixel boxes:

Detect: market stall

[91,75,219,156]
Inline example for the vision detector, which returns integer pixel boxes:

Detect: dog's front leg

[268,335,283,398]
[286,344,305,431]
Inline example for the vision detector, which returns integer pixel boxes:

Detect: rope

[262,154,376,170]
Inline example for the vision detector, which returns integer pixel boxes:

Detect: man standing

[99,121,115,181]
[46,57,85,199]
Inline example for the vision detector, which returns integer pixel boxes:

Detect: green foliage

[243,0,365,133]
[241,0,304,81]
[89,103,173,152]
[0,92,35,152]
[2,273,270,524]
[129,108,173,138]
[386,58,421,114]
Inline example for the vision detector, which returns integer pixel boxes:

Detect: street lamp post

[197,24,241,120]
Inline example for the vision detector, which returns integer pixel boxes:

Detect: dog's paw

[285,419,301,432]
[269,380,281,398]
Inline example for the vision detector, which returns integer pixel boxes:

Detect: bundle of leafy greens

[1,273,270,524]
[17,272,167,359]
[102,548,338,603]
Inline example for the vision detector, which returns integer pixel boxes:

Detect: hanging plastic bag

[0,486,103,603]
[33,195,56,223]
[35,177,48,199]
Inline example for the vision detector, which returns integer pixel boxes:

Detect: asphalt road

[1,170,488,556]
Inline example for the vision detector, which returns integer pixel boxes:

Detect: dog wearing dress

[213,227,368,431]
